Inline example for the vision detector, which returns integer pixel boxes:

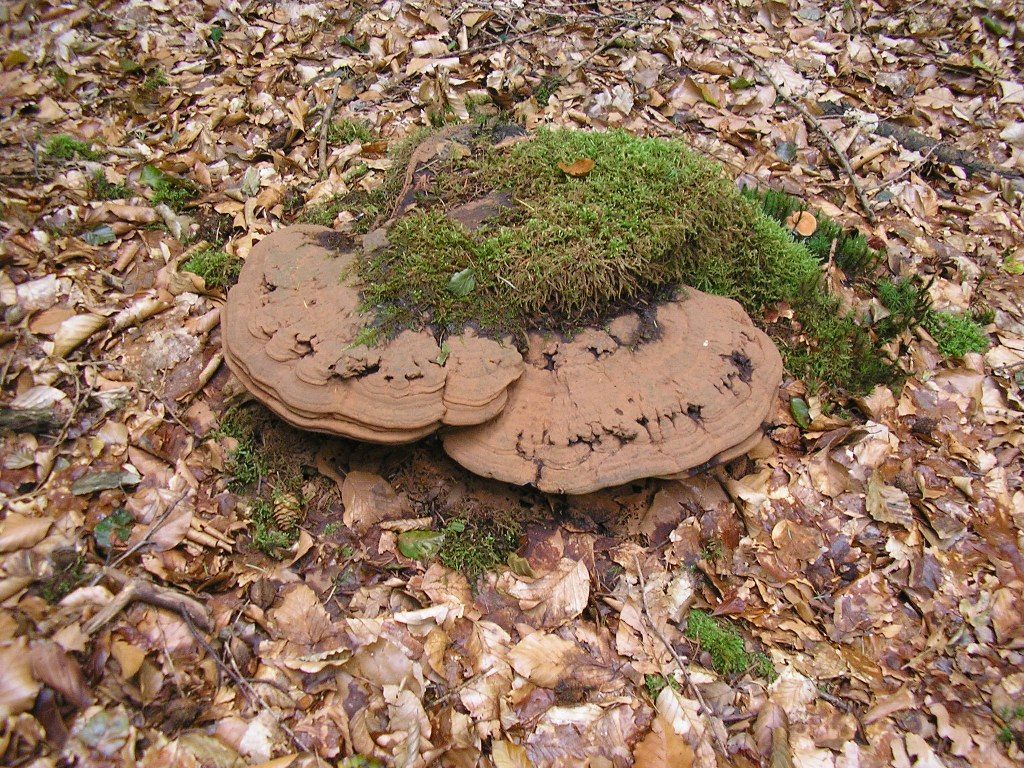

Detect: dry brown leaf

[785,210,817,237]
[632,715,695,767]
[507,632,579,687]
[30,640,92,707]
[504,558,590,628]
[0,512,53,553]
[492,740,533,768]
[0,639,41,717]
[865,471,914,529]
[557,158,595,177]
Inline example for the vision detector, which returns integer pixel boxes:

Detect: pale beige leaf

[51,313,107,357]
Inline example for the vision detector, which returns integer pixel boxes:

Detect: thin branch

[634,556,729,756]
[318,79,342,176]
[714,38,876,222]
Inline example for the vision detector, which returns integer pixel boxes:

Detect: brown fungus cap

[222,224,523,443]
[442,290,783,494]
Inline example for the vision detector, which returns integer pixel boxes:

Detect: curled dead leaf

[785,210,817,237]
[557,158,595,178]
[51,313,108,358]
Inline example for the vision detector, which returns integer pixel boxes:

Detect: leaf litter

[1,0,1024,766]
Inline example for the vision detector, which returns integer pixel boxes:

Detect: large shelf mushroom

[222,127,787,493]
[222,224,525,444]
[442,292,781,494]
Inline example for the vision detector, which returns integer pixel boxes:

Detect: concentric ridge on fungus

[222,127,788,492]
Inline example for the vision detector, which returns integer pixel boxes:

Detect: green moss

[151,178,199,212]
[877,277,932,340]
[745,186,882,276]
[45,134,100,161]
[685,609,774,678]
[438,517,522,582]
[923,310,989,358]
[143,68,168,91]
[302,187,387,233]
[90,170,132,201]
[781,290,902,395]
[644,673,681,700]
[216,408,267,489]
[182,247,242,290]
[359,128,901,395]
[41,551,87,603]
[365,129,816,330]
[328,118,374,145]
[248,498,298,557]
[534,75,563,104]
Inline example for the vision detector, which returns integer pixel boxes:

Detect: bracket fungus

[222,224,524,443]
[443,292,781,494]
[223,126,794,492]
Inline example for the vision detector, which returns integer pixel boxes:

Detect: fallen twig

[318,79,342,175]
[714,39,876,222]
[92,491,190,580]
[84,569,212,635]
[634,556,729,756]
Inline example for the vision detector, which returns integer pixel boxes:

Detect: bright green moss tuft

[923,310,989,358]
[45,134,100,161]
[182,247,242,290]
[685,609,775,678]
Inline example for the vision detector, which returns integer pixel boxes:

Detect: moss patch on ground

[686,609,776,679]
[181,247,242,290]
[356,127,904,395]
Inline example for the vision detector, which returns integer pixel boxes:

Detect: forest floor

[2,1,1024,766]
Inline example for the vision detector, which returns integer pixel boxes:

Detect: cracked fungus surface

[442,292,783,494]
[222,224,525,443]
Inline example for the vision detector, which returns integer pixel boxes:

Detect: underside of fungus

[222,126,789,492]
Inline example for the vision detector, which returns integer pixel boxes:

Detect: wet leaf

[398,530,446,560]
[72,470,142,496]
[790,397,811,429]
[435,342,451,366]
[82,225,117,246]
[775,142,797,163]
[139,164,167,188]
[94,509,135,550]
[557,158,595,177]
[447,267,476,297]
